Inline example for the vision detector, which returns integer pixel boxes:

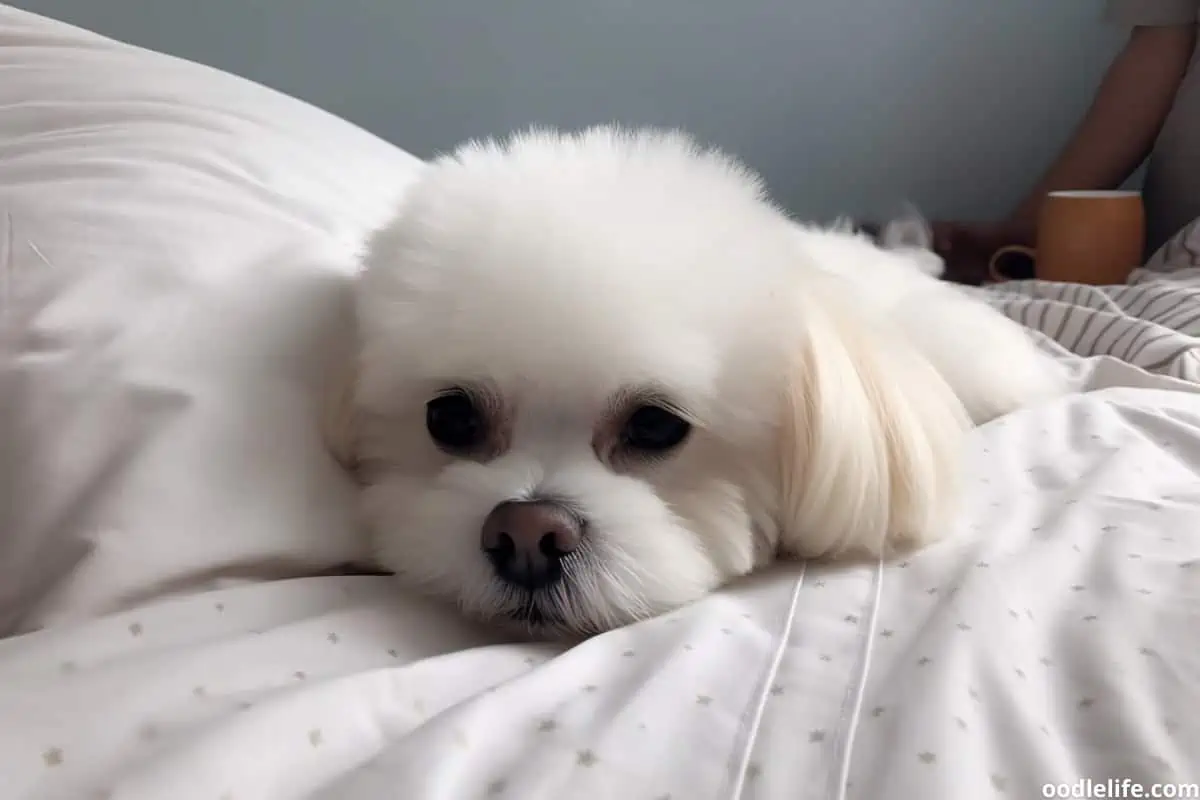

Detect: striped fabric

[965,220,1200,382]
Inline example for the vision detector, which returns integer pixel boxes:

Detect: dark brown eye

[426,389,484,450]
[621,405,691,453]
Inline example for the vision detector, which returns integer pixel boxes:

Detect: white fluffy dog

[325,126,1065,637]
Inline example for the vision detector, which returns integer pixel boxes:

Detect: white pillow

[0,5,421,633]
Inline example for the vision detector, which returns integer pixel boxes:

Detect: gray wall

[13,0,1123,222]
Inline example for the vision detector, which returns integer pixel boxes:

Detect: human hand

[930,220,1032,285]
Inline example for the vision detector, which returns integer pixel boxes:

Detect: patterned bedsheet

[973,266,1200,383]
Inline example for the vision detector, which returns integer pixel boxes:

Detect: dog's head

[327,127,965,637]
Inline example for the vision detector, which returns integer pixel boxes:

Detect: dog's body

[326,126,1066,637]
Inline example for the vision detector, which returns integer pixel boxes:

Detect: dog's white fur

[327,126,1066,636]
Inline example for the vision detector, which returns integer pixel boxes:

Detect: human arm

[936,7,1197,283]
[1007,22,1197,236]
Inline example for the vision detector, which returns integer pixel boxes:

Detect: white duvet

[2,5,1199,800]
[4,364,1199,799]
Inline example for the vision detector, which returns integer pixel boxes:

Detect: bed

[1,6,1197,799]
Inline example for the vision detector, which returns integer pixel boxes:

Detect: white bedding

[4,362,1199,799]
[3,5,1200,800]
[0,4,419,634]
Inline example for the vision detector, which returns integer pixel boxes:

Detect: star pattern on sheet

[18,443,1193,800]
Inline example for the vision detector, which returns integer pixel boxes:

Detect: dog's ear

[321,360,360,475]
[776,290,968,559]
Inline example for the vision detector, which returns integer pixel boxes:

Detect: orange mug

[988,190,1145,285]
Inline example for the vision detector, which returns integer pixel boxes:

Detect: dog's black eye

[426,390,484,450]
[621,405,691,453]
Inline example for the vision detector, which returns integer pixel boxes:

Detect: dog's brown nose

[480,500,582,590]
